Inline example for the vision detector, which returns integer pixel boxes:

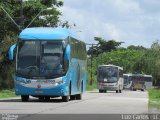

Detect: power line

[0,6,20,30]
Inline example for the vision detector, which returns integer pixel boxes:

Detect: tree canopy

[0,0,69,40]
[87,37,123,56]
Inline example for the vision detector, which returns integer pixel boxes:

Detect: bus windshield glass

[98,67,118,83]
[123,75,129,85]
[16,40,65,79]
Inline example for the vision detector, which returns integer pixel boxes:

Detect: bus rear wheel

[62,96,69,102]
[70,95,76,100]
[76,94,82,100]
[119,90,122,93]
[21,95,29,102]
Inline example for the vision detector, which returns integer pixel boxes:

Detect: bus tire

[70,95,76,100]
[104,90,107,93]
[39,97,45,101]
[21,95,29,102]
[62,96,69,102]
[45,96,50,101]
[76,94,82,100]
[119,90,122,93]
[99,90,103,93]
[141,85,145,91]
[116,90,119,93]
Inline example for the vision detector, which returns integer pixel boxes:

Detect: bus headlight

[52,81,64,86]
[51,77,65,86]
[15,77,27,85]
[114,82,118,86]
[15,80,26,85]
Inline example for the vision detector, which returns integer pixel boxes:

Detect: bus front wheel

[45,97,50,101]
[39,97,45,101]
[21,95,29,102]
[62,96,69,102]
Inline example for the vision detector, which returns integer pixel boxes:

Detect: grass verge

[86,83,97,91]
[0,89,16,99]
[148,88,160,107]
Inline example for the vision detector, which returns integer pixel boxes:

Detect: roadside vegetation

[0,89,16,99]
[148,88,160,106]
[86,37,160,90]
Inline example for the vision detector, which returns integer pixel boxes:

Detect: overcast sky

[59,0,160,48]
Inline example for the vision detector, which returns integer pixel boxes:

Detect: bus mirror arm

[64,45,70,61]
[8,44,17,61]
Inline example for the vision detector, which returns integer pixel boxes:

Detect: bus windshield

[98,67,118,83]
[16,40,65,79]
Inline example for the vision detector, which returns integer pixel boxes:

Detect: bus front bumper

[15,83,67,96]
[97,84,118,91]
[99,86,118,91]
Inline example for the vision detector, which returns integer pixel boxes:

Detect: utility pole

[86,43,98,85]
[90,43,93,85]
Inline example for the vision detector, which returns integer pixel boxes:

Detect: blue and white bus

[9,27,87,102]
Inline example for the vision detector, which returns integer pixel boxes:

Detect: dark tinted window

[70,37,87,60]
[119,69,123,77]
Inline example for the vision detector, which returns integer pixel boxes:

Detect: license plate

[35,90,44,93]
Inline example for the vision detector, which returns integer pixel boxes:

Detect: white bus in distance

[123,74,153,91]
[97,64,124,93]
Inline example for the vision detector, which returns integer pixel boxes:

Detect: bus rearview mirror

[64,45,70,61]
[8,44,16,61]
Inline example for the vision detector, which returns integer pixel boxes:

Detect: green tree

[132,41,160,86]
[0,0,70,89]
[0,0,68,40]
[127,45,147,51]
[87,37,123,56]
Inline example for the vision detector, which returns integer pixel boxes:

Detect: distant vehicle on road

[123,74,153,91]
[123,74,133,89]
[97,64,124,93]
[8,27,87,102]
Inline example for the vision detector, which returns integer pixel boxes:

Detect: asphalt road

[0,90,150,114]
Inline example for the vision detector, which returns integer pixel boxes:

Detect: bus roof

[19,27,79,40]
[98,64,123,70]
